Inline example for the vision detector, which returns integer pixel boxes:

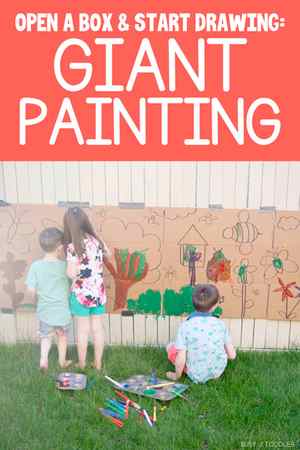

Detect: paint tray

[56,372,87,390]
[118,374,189,401]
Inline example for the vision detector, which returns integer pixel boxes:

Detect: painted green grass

[1,345,300,450]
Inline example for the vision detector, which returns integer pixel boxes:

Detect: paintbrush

[104,375,124,389]
[171,388,191,403]
[98,408,124,428]
[145,381,176,389]
[114,389,142,410]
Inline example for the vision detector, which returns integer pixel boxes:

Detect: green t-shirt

[26,259,71,326]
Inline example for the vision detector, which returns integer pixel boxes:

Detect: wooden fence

[1,310,300,350]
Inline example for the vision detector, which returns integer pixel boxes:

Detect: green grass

[1,345,300,450]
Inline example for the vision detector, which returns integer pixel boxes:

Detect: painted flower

[233,258,257,285]
[260,249,298,281]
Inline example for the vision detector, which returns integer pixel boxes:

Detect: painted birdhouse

[177,225,208,268]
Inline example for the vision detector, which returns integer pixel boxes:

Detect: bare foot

[91,362,102,371]
[39,365,48,374]
[166,371,178,381]
[60,360,73,369]
[74,362,86,370]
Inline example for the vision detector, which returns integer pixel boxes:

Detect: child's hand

[166,371,178,381]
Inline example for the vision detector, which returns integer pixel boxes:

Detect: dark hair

[39,227,63,253]
[63,207,103,257]
[192,284,220,312]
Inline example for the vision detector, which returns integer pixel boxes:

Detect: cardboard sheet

[0,204,300,320]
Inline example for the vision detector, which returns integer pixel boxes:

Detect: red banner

[1,1,298,160]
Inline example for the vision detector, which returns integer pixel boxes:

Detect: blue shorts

[39,321,70,338]
[70,292,106,317]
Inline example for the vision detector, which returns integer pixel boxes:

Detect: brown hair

[192,284,220,312]
[63,207,103,256]
[39,227,63,253]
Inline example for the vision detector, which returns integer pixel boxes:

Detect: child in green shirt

[26,227,72,371]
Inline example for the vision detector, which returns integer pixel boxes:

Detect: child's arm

[223,321,236,359]
[66,261,80,279]
[225,342,236,360]
[26,263,37,297]
[27,287,36,296]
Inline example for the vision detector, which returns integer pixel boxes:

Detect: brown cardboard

[0,205,300,320]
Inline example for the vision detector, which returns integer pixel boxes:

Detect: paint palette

[118,374,188,401]
[56,372,87,390]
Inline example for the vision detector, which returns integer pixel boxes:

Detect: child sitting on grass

[166,283,236,383]
[26,228,72,371]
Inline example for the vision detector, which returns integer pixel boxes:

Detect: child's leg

[167,343,178,366]
[76,316,90,369]
[40,337,52,370]
[166,343,187,379]
[56,329,72,368]
[91,315,104,370]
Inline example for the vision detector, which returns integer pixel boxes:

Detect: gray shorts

[39,321,70,338]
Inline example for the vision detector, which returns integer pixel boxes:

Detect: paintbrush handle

[104,375,123,389]
[99,409,124,427]
[145,382,175,389]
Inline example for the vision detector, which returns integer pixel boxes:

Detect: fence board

[274,162,289,210]
[264,320,278,349]
[15,163,30,203]
[229,319,242,347]
[145,315,157,345]
[287,162,300,210]
[109,314,122,345]
[222,163,236,209]
[253,319,267,349]
[121,315,134,345]
[169,316,182,342]
[235,162,249,208]
[118,162,131,203]
[248,162,263,209]
[157,162,171,207]
[261,162,276,208]
[102,313,111,345]
[92,162,106,206]
[276,321,290,349]
[133,315,146,345]
[240,319,254,349]
[0,312,16,343]
[79,162,93,204]
[209,162,223,206]
[105,163,119,206]
[157,316,169,346]
[0,162,5,200]
[15,310,38,342]
[3,162,18,203]
[54,163,67,203]
[131,162,145,203]
[196,162,210,208]
[66,162,80,202]
[41,162,56,204]
[145,162,158,207]
[289,321,300,348]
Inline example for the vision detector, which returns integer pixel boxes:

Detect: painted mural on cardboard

[0,204,300,320]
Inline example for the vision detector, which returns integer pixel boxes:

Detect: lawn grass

[1,345,300,450]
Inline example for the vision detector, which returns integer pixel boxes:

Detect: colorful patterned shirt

[175,316,231,383]
[67,235,106,308]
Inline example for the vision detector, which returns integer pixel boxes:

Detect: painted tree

[104,248,149,311]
